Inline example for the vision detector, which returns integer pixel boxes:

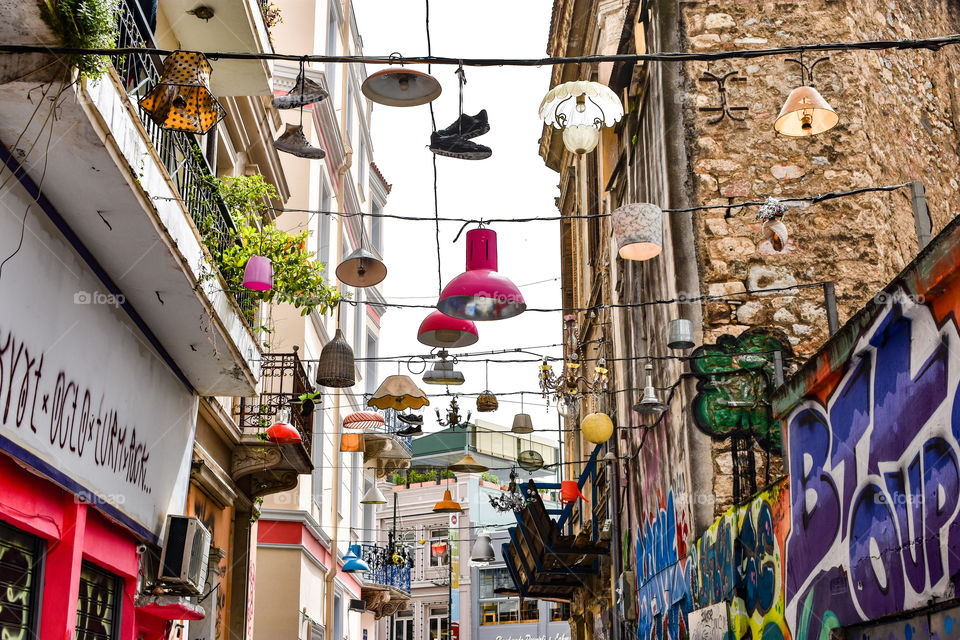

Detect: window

[325,10,338,99]
[353,290,364,356]
[479,599,536,625]
[428,606,448,640]
[394,610,414,640]
[371,202,383,254]
[0,521,43,638]
[550,601,571,622]
[358,140,367,187]
[499,600,518,624]
[365,332,377,395]
[76,561,121,640]
[346,86,355,141]
[312,408,325,511]
[338,283,351,333]
[520,600,539,623]
[478,568,512,598]
[318,181,331,269]
[351,453,360,528]
[429,529,448,567]
[333,593,342,640]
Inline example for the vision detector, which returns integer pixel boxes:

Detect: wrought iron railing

[109,0,257,326]
[236,351,315,455]
[360,545,411,594]
[382,409,413,453]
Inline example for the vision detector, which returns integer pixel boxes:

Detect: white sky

[352,0,565,441]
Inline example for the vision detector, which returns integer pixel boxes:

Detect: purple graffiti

[636,491,693,640]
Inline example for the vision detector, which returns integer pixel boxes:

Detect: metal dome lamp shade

[362,67,442,107]
[418,311,479,349]
[316,329,356,388]
[242,255,273,291]
[422,351,465,386]
[634,364,667,415]
[581,412,614,444]
[433,489,462,513]
[471,532,495,563]
[342,545,371,573]
[449,443,488,473]
[539,81,623,155]
[272,71,328,109]
[265,409,301,444]
[336,246,387,287]
[774,56,838,137]
[139,51,225,134]
[274,123,326,159]
[360,484,387,505]
[517,450,544,472]
[668,319,696,350]
[437,228,526,321]
[367,375,429,411]
[613,203,663,261]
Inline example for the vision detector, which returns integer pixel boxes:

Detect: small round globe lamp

[581,412,614,444]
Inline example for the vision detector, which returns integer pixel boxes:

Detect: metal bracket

[698,71,748,124]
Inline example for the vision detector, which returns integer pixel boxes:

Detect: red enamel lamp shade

[418,310,479,348]
[266,411,301,444]
[437,229,526,321]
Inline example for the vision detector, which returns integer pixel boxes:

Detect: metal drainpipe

[607,454,622,640]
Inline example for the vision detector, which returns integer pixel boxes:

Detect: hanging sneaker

[272,73,329,109]
[274,124,326,159]
[437,109,489,139]
[429,132,492,160]
[396,424,423,437]
[398,413,424,426]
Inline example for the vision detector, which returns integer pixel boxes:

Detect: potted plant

[297,391,321,417]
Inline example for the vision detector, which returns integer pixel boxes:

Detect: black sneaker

[397,425,423,437]
[398,413,423,426]
[429,132,492,160]
[437,109,489,139]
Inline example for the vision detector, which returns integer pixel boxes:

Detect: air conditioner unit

[158,515,211,595]
[349,599,367,612]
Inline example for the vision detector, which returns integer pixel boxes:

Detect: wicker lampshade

[316,329,355,388]
[476,392,498,412]
[139,51,225,135]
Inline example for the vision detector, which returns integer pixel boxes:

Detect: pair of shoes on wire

[429,109,491,160]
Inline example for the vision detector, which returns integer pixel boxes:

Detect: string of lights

[6,32,960,65]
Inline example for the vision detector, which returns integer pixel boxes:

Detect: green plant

[480,472,500,485]
[40,0,121,79]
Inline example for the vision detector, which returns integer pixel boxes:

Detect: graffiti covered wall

[783,290,960,639]
[690,481,791,640]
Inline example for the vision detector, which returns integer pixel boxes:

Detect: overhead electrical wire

[9,32,960,65]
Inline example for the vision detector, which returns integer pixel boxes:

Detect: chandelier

[436,396,472,429]
[539,315,608,417]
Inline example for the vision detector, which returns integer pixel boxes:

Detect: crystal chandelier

[539,315,608,417]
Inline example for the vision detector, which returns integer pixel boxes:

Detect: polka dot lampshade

[139,51,225,135]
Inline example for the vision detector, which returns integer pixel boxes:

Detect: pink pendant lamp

[418,310,479,348]
[242,255,273,291]
[437,228,526,321]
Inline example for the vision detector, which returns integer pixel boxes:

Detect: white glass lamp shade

[540,81,624,129]
[562,125,601,154]
[612,203,663,261]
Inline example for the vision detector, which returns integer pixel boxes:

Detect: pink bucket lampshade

[417,310,479,348]
[437,228,526,321]
[242,255,273,291]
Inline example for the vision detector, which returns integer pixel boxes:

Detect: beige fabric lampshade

[367,375,429,411]
[612,203,663,261]
[774,86,838,137]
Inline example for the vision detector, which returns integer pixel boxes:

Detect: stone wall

[678,0,960,512]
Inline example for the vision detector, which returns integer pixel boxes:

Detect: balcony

[0,0,262,395]
[359,544,412,619]
[362,410,413,479]
[231,350,314,499]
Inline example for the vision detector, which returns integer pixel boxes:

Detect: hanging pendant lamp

[561,125,601,155]
[511,394,533,434]
[242,255,273,291]
[274,123,326,159]
[139,51,225,134]
[265,409,301,444]
[362,68,442,107]
[634,364,666,415]
[336,246,387,287]
[582,412,614,444]
[432,488,462,513]
[343,411,385,431]
[775,86,837,136]
[517,449,544,472]
[316,329,355,388]
[449,449,488,473]
[368,375,429,411]
[471,532,495,563]
[342,544,371,572]
[417,311,479,349]
[612,203,663,261]
[360,484,388,504]
[667,319,696,350]
[437,228,526,321]
[539,81,623,155]
[423,351,465,386]
[272,71,328,109]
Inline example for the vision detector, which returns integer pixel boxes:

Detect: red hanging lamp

[266,409,301,444]
[417,310,479,348]
[436,228,526,321]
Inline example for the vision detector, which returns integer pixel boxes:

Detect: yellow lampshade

[774,86,838,137]
[582,412,614,444]
[433,489,462,513]
[449,453,487,473]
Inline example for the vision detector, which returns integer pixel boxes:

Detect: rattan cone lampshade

[316,329,355,388]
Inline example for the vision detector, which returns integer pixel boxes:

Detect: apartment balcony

[0,0,264,395]
[363,410,413,479]
[232,351,314,499]
[359,544,412,619]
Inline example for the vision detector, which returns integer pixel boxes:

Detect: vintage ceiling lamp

[417,311,479,349]
[774,57,838,137]
[360,484,388,505]
[342,545,371,573]
[343,411,385,431]
[667,319,696,350]
[449,444,488,473]
[265,409,301,444]
[274,123,326,159]
[517,449,544,472]
[437,228,526,321]
[316,329,356,388]
[539,80,623,155]
[634,364,667,415]
[432,489,462,513]
[272,71,328,109]
[242,255,273,291]
[336,246,387,287]
[511,393,534,434]
[368,375,429,411]
[362,67,441,107]
[762,218,789,252]
[581,412,614,444]
[471,532,496,563]
[612,203,663,261]
[422,350,465,386]
[139,51,225,134]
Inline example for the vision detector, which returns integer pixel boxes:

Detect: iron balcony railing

[382,410,413,453]
[236,352,315,455]
[360,544,412,594]
[109,0,257,326]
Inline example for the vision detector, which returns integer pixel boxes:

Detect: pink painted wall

[258,519,363,596]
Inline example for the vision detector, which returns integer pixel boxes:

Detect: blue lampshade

[342,544,370,573]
